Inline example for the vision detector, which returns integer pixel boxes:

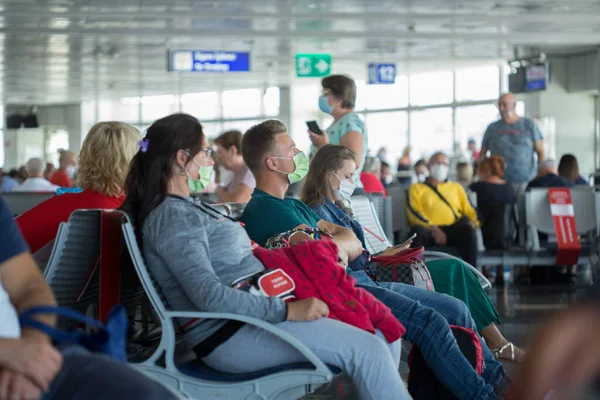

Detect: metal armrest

[476,229,485,252]
[163,311,332,379]
[527,226,540,251]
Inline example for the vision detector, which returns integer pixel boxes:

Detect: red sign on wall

[548,188,581,265]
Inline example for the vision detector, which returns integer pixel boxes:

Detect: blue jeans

[352,271,510,400]
[43,345,178,400]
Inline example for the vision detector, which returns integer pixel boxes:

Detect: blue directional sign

[169,50,251,72]
[368,63,396,84]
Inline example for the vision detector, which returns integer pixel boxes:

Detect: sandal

[491,342,524,363]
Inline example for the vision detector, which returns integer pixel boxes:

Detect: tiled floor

[305,267,600,399]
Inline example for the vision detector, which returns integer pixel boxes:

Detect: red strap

[75,255,100,303]
[99,211,123,322]
[360,224,387,244]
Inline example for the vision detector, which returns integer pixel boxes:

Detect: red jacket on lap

[253,240,405,343]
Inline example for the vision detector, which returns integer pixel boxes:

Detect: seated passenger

[456,161,473,189]
[470,156,517,284]
[49,150,77,188]
[13,158,59,192]
[359,156,386,194]
[213,130,255,203]
[470,156,516,213]
[558,154,588,186]
[44,162,56,180]
[527,160,574,189]
[121,113,410,400]
[0,197,178,400]
[407,152,480,267]
[239,120,511,399]
[413,159,429,183]
[0,168,19,193]
[17,122,140,253]
[380,161,393,188]
[303,144,523,363]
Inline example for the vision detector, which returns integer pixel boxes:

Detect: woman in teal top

[309,74,368,189]
[302,144,524,363]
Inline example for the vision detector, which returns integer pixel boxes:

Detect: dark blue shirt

[310,200,370,271]
[0,197,28,264]
[526,173,574,190]
[575,176,589,186]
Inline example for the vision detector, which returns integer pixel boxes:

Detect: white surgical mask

[332,172,356,200]
[416,172,429,183]
[384,175,394,185]
[429,164,449,182]
[65,165,76,179]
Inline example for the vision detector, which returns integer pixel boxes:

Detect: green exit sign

[295,54,332,77]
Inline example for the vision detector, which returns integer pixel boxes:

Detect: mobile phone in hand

[394,233,417,249]
[306,120,323,135]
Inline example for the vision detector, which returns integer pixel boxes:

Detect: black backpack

[408,325,484,400]
[481,203,518,250]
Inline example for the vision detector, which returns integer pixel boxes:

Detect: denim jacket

[310,200,370,271]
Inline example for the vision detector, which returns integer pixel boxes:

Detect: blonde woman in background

[16,121,140,253]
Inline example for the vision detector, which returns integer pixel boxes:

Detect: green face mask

[186,159,214,193]
[273,151,309,184]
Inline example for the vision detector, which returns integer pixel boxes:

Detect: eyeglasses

[200,147,214,158]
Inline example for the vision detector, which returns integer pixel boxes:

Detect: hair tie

[138,138,149,153]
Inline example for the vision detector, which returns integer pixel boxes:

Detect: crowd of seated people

[302,144,522,363]
[121,114,413,399]
[238,119,512,398]
[1,150,78,194]
[13,158,60,193]
[3,85,596,398]
[527,160,574,189]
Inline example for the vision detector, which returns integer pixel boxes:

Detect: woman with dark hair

[122,113,410,400]
[303,144,523,363]
[558,154,588,185]
[308,74,368,191]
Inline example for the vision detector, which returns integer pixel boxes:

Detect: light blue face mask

[319,95,333,114]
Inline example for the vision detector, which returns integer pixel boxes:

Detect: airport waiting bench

[43,208,339,400]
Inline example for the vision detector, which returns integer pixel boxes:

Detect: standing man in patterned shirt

[480,92,545,194]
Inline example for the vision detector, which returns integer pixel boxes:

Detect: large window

[410,70,453,106]
[365,112,408,163]
[264,87,280,117]
[141,95,176,122]
[455,104,499,151]
[410,108,454,158]
[364,76,409,110]
[181,92,220,120]
[222,88,262,118]
[455,65,500,102]
[98,98,139,122]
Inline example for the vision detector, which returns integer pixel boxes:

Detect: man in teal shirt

[240,119,362,266]
[239,119,512,400]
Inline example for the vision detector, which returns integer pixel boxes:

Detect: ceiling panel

[0,0,597,104]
